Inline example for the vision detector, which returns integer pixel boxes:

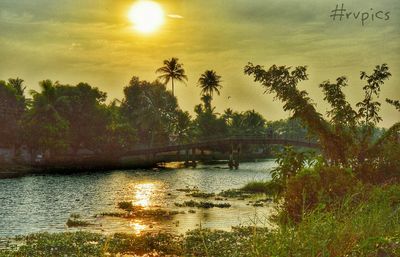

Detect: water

[0,160,276,237]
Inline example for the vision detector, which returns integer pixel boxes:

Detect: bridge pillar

[192,148,197,167]
[184,149,189,167]
[229,143,234,169]
[184,148,197,167]
[235,144,241,169]
[228,143,241,170]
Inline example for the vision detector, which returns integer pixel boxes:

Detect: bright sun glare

[128,1,165,34]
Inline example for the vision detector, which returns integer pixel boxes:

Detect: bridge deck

[125,136,319,156]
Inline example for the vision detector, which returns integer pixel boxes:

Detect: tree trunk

[171,79,175,97]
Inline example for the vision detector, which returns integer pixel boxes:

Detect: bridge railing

[127,134,318,153]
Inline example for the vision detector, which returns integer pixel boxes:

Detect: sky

[0,0,399,127]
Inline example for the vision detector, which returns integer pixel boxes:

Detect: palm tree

[8,78,26,98]
[198,70,222,96]
[156,57,188,97]
[222,108,234,125]
[200,94,213,111]
[30,80,60,111]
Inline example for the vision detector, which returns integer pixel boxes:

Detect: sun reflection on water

[129,221,146,235]
[133,183,155,208]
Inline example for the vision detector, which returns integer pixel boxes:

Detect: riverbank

[1,184,398,256]
[0,160,159,179]
[0,153,273,179]
[0,164,37,179]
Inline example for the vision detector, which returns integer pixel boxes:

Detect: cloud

[167,14,184,19]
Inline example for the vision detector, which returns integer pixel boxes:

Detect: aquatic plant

[187,192,215,198]
[66,218,91,227]
[175,200,231,209]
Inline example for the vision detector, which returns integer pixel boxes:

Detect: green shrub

[282,166,359,222]
[241,181,268,193]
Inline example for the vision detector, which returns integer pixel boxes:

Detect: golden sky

[0,0,399,127]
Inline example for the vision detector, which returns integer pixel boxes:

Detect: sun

[128,1,165,34]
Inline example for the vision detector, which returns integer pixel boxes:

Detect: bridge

[124,135,319,169]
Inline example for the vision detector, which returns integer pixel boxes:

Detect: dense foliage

[245,63,399,223]
[0,60,309,163]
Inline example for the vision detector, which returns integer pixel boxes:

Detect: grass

[1,184,398,256]
[241,181,269,194]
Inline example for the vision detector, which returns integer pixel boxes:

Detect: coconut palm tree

[198,70,222,97]
[30,80,60,111]
[222,108,234,126]
[156,57,188,97]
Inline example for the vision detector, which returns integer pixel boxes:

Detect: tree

[7,78,26,98]
[222,108,234,126]
[245,63,399,181]
[0,79,26,150]
[193,95,227,140]
[225,110,266,136]
[23,80,69,160]
[53,82,109,154]
[156,57,188,97]
[173,110,193,144]
[198,70,222,97]
[386,98,400,112]
[101,101,136,154]
[121,77,182,147]
[356,64,391,125]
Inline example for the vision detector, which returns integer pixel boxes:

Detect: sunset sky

[0,0,399,127]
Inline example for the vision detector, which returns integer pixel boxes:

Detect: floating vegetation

[218,189,252,199]
[69,213,81,219]
[186,192,215,198]
[176,186,199,193]
[66,214,91,227]
[104,208,180,220]
[104,202,181,220]
[99,212,126,218]
[175,200,231,209]
[117,201,143,212]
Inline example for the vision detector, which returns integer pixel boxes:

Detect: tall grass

[185,184,400,257]
[241,181,269,193]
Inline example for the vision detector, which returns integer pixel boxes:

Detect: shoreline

[0,155,273,179]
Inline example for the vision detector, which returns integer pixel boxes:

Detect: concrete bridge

[124,135,319,169]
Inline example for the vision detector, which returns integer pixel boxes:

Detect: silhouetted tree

[245,63,399,181]
[156,57,188,97]
[198,70,222,97]
[0,79,26,150]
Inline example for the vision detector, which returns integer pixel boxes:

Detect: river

[0,160,276,238]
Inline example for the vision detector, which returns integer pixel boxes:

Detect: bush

[282,166,360,222]
[241,181,268,193]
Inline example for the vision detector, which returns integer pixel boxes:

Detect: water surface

[0,160,276,237]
